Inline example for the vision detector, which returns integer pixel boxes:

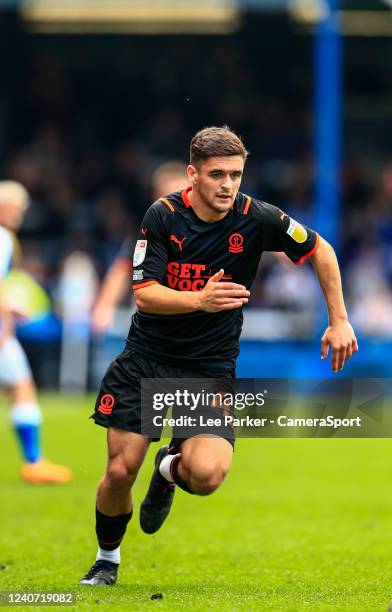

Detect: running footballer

[80,126,358,586]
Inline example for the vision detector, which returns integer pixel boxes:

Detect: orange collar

[181,186,192,208]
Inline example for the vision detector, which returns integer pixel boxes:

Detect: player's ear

[187,164,197,185]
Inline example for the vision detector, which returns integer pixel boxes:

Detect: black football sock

[95,508,133,552]
[171,455,195,495]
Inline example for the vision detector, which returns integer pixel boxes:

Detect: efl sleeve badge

[286,218,308,243]
[133,240,148,266]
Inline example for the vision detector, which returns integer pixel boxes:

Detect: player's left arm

[254,200,358,373]
[310,236,358,373]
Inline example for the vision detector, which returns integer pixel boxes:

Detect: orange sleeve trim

[160,197,175,212]
[294,233,320,266]
[243,196,252,215]
[132,280,160,290]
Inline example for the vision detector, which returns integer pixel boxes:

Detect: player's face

[188,156,244,216]
[0,202,25,231]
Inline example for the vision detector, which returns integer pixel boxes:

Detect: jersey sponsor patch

[133,240,147,266]
[133,269,144,281]
[286,218,307,243]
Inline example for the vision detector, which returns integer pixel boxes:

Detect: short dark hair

[190,125,249,166]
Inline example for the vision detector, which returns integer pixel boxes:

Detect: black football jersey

[127,187,319,369]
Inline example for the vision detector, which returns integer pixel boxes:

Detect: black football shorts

[91,347,235,449]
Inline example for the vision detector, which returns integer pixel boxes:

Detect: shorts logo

[228,233,244,253]
[133,240,147,266]
[286,218,307,243]
[98,394,115,415]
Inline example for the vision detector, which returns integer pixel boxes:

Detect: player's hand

[321,320,358,373]
[90,303,114,336]
[199,269,250,312]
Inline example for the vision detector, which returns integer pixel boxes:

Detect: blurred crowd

[1,36,391,339]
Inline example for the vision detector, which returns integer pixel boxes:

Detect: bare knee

[103,430,149,492]
[183,458,229,496]
[105,457,139,490]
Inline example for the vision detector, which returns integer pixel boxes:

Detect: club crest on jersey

[228,233,244,253]
[286,218,307,244]
[133,240,147,266]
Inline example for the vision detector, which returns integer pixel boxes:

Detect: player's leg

[140,435,233,534]
[97,427,150,516]
[10,378,42,464]
[80,347,152,586]
[168,435,233,495]
[0,336,71,484]
[139,444,177,534]
[80,428,149,586]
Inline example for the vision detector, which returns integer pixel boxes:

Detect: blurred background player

[90,161,188,336]
[0,181,72,484]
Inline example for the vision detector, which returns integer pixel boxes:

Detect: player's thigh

[0,336,32,391]
[9,378,37,404]
[106,427,150,476]
[181,435,233,478]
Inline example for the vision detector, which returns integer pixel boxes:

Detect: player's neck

[188,190,228,223]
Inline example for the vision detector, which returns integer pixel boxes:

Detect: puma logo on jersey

[170,235,187,251]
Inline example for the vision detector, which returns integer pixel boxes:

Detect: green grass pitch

[1,394,392,611]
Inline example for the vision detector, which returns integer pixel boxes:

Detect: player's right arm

[134,269,249,315]
[132,203,249,315]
